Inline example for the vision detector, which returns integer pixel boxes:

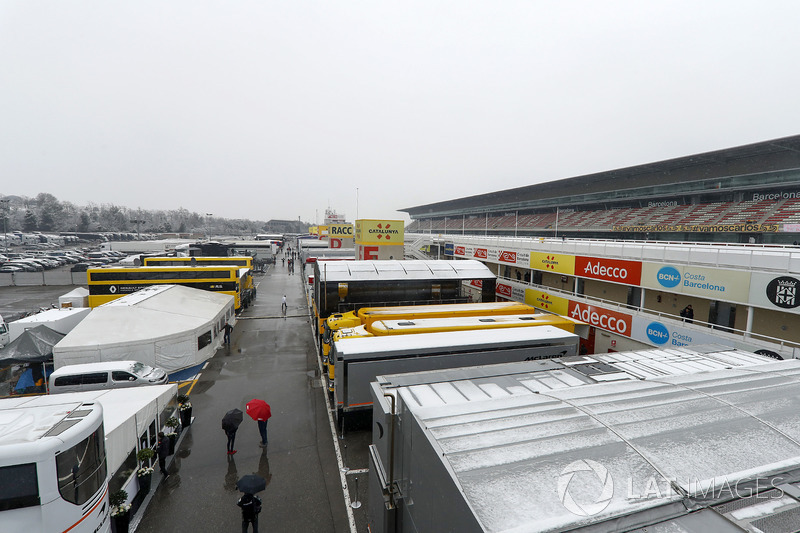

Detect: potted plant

[136,448,156,493]
[110,489,131,533]
[165,416,180,454]
[178,394,193,427]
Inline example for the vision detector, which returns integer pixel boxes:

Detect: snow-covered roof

[0,385,176,473]
[315,259,495,282]
[336,326,577,360]
[377,348,800,532]
[56,285,232,349]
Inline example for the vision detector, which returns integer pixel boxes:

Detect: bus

[255,234,284,244]
[86,265,251,311]
[142,257,256,305]
[326,313,588,393]
[322,301,538,357]
[0,399,109,532]
[143,256,253,269]
[313,260,497,351]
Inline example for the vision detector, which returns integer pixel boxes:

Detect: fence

[0,271,85,287]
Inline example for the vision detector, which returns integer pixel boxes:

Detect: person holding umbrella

[237,492,262,532]
[246,399,271,448]
[222,408,244,455]
[236,474,266,533]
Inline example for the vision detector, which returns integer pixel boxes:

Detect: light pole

[205,213,213,240]
[130,219,145,240]
[0,199,9,253]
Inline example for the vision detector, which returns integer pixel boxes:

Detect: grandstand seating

[406,197,800,234]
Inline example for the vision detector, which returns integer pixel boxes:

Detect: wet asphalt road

[135,262,358,533]
[0,260,374,532]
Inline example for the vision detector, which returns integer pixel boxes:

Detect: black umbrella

[236,474,266,493]
[222,409,244,432]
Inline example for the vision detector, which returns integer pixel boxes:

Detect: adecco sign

[575,257,642,286]
[568,302,632,336]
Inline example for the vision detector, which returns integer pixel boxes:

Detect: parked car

[70,262,102,272]
[0,264,25,273]
[49,361,169,393]
[7,260,42,272]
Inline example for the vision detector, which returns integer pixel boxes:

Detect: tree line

[0,193,307,236]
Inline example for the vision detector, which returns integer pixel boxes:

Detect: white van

[49,361,168,394]
[0,315,8,347]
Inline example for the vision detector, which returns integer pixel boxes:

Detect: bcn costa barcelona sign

[569,301,632,336]
[575,257,642,285]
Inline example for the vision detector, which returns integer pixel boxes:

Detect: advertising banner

[327,224,353,248]
[630,316,733,349]
[567,301,632,337]
[612,222,778,233]
[530,252,576,275]
[749,272,800,314]
[453,244,489,259]
[355,220,404,246]
[524,288,569,315]
[444,243,454,256]
[328,224,353,237]
[356,244,403,261]
[641,263,751,303]
[574,256,642,286]
[496,281,526,302]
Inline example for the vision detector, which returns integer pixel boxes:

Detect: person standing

[223,421,238,455]
[257,404,271,447]
[281,295,287,316]
[223,322,233,345]
[157,432,169,477]
[680,304,694,323]
[237,492,262,533]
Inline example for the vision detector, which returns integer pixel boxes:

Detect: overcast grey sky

[2,1,799,224]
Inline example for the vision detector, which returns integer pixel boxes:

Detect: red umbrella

[246,399,271,421]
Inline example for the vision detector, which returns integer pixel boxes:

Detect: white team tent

[8,307,91,342]
[53,285,234,373]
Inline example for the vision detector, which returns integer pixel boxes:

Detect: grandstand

[403,135,800,244]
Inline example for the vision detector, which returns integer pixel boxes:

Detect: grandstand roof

[402,134,800,217]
